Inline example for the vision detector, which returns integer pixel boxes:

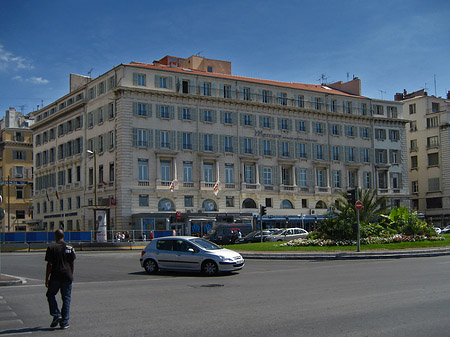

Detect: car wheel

[202,260,218,276]
[277,239,283,242]
[143,259,158,274]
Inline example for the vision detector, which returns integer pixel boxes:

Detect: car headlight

[221,257,235,262]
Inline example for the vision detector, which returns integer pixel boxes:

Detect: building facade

[31,55,409,235]
[0,108,34,231]
[397,89,450,226]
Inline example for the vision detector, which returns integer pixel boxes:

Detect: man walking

[45,229,76,329]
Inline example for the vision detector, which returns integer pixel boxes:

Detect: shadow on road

[128,271,238,278]
[0,326,61,335]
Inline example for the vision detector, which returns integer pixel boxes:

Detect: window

[224,136,233,153]
[411,156,418,169]
[183,162,192,182]
[244,114,252,126]
[390,150,399,164]
[348,147,355,162]
[332,146,339,161]
[109,163,114,182]
[134,73,146,86]
[315,145,324,160]
[409,104,416,114]
[76,166,81,182]
[182,80,190,94]
[224,112,232,124]
[410,121,417,132]
[203,82,211,96]
[281,142,289,157]
[427,136,439,148]
[184,196,193,207]
[375,105,384,115]
[298,120,306,132]
[263,116,271,128]
[378,171,388,189]
[244,138,252,154]
[139,195,149,206]
[432,102,440,113]
[316,168,327,187]
[345,101,352,114]
[204,134,213,151]
[361,127,369,138]
[375,129,386,140]
[376,149,387,164]
[207,66,213,73]
[203,110,212,122]
[426,116,439,128]
[364,172,372,189]
[203,163,214,183]
[225,164,234,183]
[361,103,367,115]
[138,159,148,181]
[315,123,324,134]
[281,119,289,130]
[137,129,148,147]
[388,106,398,118]
[330,100,337,112]
[281,200,293,209]
[244,164,255,184]
[412,181,418,193]
[428,153,439,166]
[159,76,167,88]
[410,139,418,151]
[161,161,171,182]
[182,108,191,120]
[160,131,170,149]
[428,177,440,192]
[183,132,192,150]
[348,171,356,188]
[314,97,322,110]
[389,130,399,141]
[297,95,304,108]
[160,105,169,118]
[347,126,355,137]
[263,167,272,185]
[226,196,234,207]
[333,171,341,188]
[263,140,271,156]
[299,169,307,187]
[298,143,307,159]
[223,85,231,98]
[281,167,291,185]
[243,87,250,101]
[332,124,339,136]
[13,151,26,160]
[16,186,24,199]
[278,92,287,105]
[68,197,72,210]
[135,103,148,116]
[262,90,270,103]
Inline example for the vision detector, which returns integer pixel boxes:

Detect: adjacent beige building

[31,55,409,236]
[0,108,34,231]
[397,89,450,226]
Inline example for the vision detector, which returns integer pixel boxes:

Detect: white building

[31,55,409,236]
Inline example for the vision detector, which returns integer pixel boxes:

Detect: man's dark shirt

[45,241,76,282]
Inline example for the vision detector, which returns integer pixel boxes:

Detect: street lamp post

[87,150,97,206]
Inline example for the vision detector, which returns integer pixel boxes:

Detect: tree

[318,189,389,240]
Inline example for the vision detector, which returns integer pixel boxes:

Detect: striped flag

[56,191,60,200]
[169,180,175,192]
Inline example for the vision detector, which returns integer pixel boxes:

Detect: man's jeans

[46,279,72,324]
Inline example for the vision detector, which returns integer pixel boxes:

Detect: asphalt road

[1,251,449,337]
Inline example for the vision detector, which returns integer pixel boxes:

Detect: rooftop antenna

[434,74,437,96]
[17,104,27,113]
[378,89,386,100]
[195,51,203,57]
[87,68,93,78]
[317,74,328,85]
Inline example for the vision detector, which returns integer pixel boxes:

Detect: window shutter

[212,110,217,123]
[307,169,313,187]
[239,137,244,154]
[306,143,312,159]
[170,106,175,119]
[178,107,183,120]
[231,84,236,99]
[213,135,218,153]
[167,77,173,89]
[132,128,137,147]
[259,115,263,127]
[219,135,224,153]
[259,164,264,183]
[232,111,237,125]
[239,113,244,126]
[288,119,293,131]
[154,75,160,88]
[155,130,160,149]
[289,141,294,158]
[170,131,176,150]
[233,136,238,154]
[156,104,161,118]
[220,111,224,124]
[192,132,198,151]
[199,133,204,152]
[272,165,278,185]
[133,73,138,85]
[252,114,257,127]
[147,104,152,117]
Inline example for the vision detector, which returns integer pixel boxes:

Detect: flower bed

[279,234,444,247]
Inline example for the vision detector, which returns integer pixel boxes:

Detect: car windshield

[190,238,223,250]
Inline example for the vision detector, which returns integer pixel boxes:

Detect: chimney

[447,91,450,99]
[394,93,404,101]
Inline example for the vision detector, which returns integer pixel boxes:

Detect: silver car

[266,228,309,242]
[140,236,245,275]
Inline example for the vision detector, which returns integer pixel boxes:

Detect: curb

[0,274,27,287]
[238,247,450,260]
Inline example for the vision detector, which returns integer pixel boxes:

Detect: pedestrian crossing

[0,295,28,335]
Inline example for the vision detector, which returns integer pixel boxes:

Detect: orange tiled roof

[125,61,365,98]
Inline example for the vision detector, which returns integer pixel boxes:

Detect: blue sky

[1,0,449,117]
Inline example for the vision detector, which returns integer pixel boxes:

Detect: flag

[169,180,175,192]
[213,181,219,196]
[55,191,59,200]
[102,181,108,186]
[46,191,50,201]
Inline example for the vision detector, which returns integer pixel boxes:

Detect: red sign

[355,200,363,210]
[110,197,116,206]
[176,211,182,220]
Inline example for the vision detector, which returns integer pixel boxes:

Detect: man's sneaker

[50,316,61,328]
[60,321,70,329]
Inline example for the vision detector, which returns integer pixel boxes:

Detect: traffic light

[260,205,267,216]
[346,189,356,205]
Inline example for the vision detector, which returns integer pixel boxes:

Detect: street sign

[176,211,182,220]
[355,200,363,210]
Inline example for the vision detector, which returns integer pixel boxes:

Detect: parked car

[434,227,442,234]
[236,231,272,243]
[441,225,450,234]
[203,223,253,245]
[140,236,245,275]
[266,228,309,242]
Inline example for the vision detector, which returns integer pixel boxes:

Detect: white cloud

[12,75,49,85]
[0,44,34,71]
